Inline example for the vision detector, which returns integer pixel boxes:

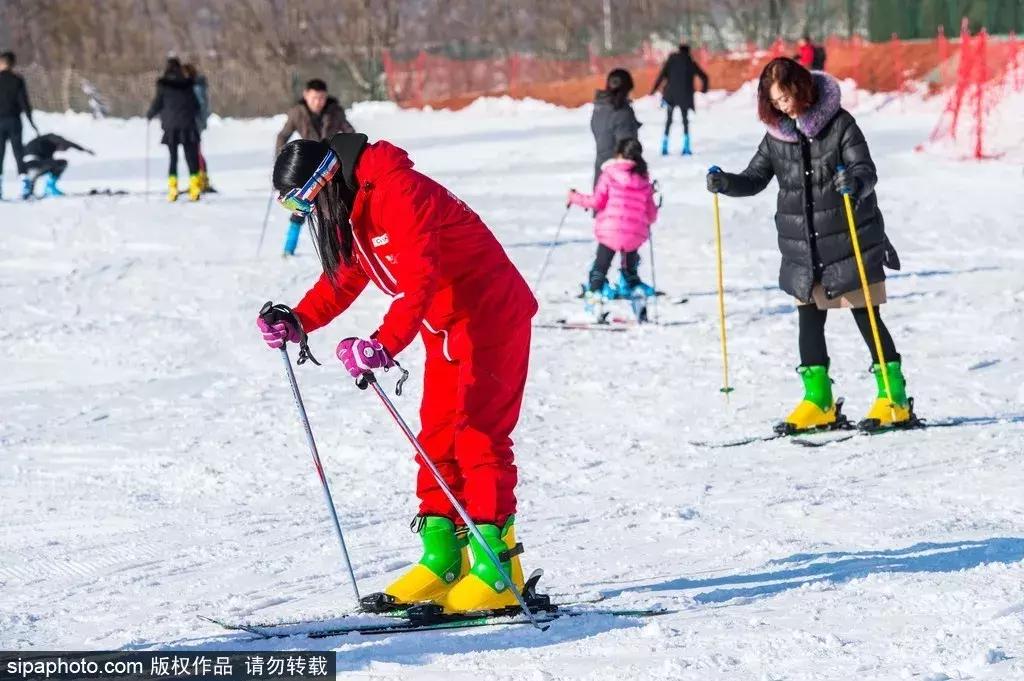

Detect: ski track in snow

[2,88,1023,679]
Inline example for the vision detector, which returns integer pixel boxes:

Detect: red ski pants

[415,319,531,525]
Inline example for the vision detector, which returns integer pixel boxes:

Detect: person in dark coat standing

[0,51,39,200]
[274,78,356,256]
[705,58,911,434]
[146,57,201,202]
[23,133,94,197]
[183,63,214,193]
[651,44,708,156]
[590,68,640,187]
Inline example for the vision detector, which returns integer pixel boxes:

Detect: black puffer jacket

[651,50,709,110]
[590,90,641,183]
[718,72,898,303]
[146,75,199,133]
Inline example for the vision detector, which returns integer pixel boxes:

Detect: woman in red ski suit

[258,133,537,613]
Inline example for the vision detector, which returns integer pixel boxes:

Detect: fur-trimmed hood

[766,71,841,142]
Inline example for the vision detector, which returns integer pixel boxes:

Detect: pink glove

[336,337,394,378]
[257,315,302,349]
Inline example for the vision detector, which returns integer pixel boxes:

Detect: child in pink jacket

[568,138,658,307]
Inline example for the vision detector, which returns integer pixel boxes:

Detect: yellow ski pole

[837,164,894,419]
[709,166,733,395]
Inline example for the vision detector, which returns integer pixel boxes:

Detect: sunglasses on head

[277,149,340,215]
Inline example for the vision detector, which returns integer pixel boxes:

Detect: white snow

[2,83,1023,680]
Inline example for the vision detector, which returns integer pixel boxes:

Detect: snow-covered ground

[2,83,1024,680]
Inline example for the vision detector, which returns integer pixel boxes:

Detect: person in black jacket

[0,51,39,200]
[591,68,640,186]
[651,44,708,156]
[23,133,94,197]
[706,58,911,433]
[146,57,201,202]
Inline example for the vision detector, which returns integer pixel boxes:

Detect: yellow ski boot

[167,176,179,202]
[775,365,845,435]
[441,516,525,614]
[188,173,202,202]
[383,516,468,607]
[861,361,914,430]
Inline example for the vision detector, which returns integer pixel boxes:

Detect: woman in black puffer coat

[706,57,912,433]
[146,57,201,201]
[591,68,640,186]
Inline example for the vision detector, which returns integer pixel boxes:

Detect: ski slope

[2,84,1024,680]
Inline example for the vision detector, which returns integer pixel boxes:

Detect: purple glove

[336,337,393,378]
[257,315,302,349]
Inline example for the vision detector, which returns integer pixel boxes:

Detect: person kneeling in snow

[23,133,94,197]
[257,133,538,613]
[706,58,911,433]
[568,137,659,321]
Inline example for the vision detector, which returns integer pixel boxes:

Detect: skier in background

[706,58,911,434]
[274,79,355,257]
[567,138,658,320]
[0,51,39,200]
[590,68,640,187]
[22,133,94,197]
[259,132,537,613]
[650,43,709,156]
[146,57,201,202]
[795,35,827,71]
[183,63,215,193]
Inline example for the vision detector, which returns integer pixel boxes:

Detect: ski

[690,399,853,448]
[203,605,670,640]
[789,414,1012,447]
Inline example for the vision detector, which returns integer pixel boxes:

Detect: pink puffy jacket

[569,159,658,253]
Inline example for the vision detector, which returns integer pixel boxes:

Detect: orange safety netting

[926,21,1024,159]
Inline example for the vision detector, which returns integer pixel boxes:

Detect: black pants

[589,243,640,292]
[0,117,26,175]
[25,157,67,181]
[664,104,689,136]
[168,139,200,177]
[798,304,900,367]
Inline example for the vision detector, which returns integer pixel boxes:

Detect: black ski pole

[532,203,571,295]
[259,302,360,608]
[256,189,275,257]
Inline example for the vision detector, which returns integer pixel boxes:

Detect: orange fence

[382,29,1020,111]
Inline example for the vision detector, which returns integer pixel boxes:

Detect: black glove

[833,166,861,197]
[706,167,729,194]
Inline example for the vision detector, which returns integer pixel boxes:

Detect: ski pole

[256,189,275,257]
[709,167,733,395]
[532,203,571,295]
[647,230,659,325]
[356,371,549,632]
[649,183,663,325]
[837,164,894,420]
[265,316,360,608]
[144,120,151,201]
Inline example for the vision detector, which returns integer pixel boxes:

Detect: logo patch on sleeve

[372,234,390,247]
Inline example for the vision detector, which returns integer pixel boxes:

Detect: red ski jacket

[293,141,537,358]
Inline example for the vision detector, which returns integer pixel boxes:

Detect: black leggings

[798,304,900,367]
[168,139,200,177]
[590,244,640,292]
[25,158,67,180]
[664,104,689,136]
[0,117,26,174]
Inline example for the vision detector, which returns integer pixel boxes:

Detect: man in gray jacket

[275,79,355,256]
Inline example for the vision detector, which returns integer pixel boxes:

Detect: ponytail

[615,137,648,177]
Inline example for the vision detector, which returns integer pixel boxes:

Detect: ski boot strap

[498,542,524,563]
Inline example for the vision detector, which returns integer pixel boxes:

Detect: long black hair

[273,139,357,281]
[603,68,634,110]
[615,137,648,177]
